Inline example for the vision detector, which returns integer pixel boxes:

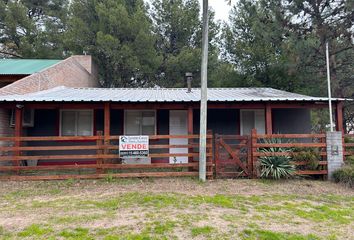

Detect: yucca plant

[259,138,295,180]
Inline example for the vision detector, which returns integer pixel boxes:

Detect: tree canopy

[0,0,353,99]
[0,0,68,58]
[65,0,162,87]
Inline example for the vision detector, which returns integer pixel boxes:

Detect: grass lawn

[0,178,353,239]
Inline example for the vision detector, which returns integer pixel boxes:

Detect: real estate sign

[119,136,149,158]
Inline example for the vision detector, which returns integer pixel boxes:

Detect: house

[0,58,349,179]
[0,86,346,169]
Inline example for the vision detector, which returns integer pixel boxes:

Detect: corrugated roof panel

[0,59,62,75]
[0,86,348,102]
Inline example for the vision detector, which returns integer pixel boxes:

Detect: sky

[206,0,233,21]
[145,0,234,22]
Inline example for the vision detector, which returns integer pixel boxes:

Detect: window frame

[124,110,157,136]
[59,109,94,136]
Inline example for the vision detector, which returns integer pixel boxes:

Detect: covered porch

[0,87,346,180]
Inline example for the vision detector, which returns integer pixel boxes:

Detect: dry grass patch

[0,178,353,239]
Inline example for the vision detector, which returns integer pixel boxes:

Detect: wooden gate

[215,134,253,178]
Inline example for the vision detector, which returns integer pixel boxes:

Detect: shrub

[260,156,295,180]
[333,165,354,188]
[259,138,295,180]
[344,137,354,164]
[344,137,354,143]
[292,148,321,170]
[345,156,354,165]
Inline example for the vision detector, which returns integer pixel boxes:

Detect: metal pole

[326,42,334,132]
[199,0,208,181]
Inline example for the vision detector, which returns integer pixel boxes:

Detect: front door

[169,110,188,164]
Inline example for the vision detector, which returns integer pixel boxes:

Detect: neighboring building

[0,56,99,168]
[0,56,98,96]
[0,87,346,166]
[0,59,61,88]
[0,56,99,161]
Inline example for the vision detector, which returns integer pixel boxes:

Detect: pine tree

[0,0,68,58]
[65,0,162,87]
[150,0,220,87]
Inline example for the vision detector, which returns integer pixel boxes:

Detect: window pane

[77,111,93,136]
[125,111,141,135]
[142,111,155,135]
[142,126,155,135]
[255,110,265,134]
[61,111,76,136]
[23,109,33,125]
[241,111,255,135]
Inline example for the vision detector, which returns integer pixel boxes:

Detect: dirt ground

[0,178,353,239]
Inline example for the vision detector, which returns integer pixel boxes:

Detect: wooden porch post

[96,131,104,173]
[335,101,344,133]
[14,106,23,169]
[188,106,194,164]
[251,128,258,178]
[265,103,272,134]
[103,102,111,164]
[104,102,111,138]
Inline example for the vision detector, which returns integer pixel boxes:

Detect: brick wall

[72,55,99,84]
[0,55,99,96]
[0,56,99,166]
[0,75,27,88]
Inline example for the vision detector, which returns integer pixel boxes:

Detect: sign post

[119,136,149,158]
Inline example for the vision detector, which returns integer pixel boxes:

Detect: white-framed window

[240,109,265,135]
[124,110,156,135]
[60,110,94,136]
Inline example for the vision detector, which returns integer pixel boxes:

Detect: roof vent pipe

[185,72,193,93]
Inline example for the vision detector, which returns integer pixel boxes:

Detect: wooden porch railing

[343,134,354,160]
[0,132,214,180]
[252,130,328,177]
[3,130,349,180]
[215,131,328,178]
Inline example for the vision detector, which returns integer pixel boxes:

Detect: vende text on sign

[119,136,149,158]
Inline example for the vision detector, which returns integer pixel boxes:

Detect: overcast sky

[145,0,234,22]
[207,0,233,21]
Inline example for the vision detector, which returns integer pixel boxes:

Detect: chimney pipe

[185,72,193,93]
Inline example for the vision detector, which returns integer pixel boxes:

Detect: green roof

[0,59,62,75]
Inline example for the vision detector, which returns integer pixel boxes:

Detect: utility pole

[199,0,208,181]
[326,42,334,132]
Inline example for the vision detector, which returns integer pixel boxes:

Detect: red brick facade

[0,55,99,140]
[0,55,99,96]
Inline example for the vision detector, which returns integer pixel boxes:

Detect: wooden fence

[215,134,251,178]
[0,132,214,180]
[343,134,354,161]
[215,130,328,178]
[0,130,344,181]
[252,130,328,177]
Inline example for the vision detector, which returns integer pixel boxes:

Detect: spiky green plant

[259,138,295,180]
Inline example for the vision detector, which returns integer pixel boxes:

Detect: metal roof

[0,59,62,75]
[0,86,347,102]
